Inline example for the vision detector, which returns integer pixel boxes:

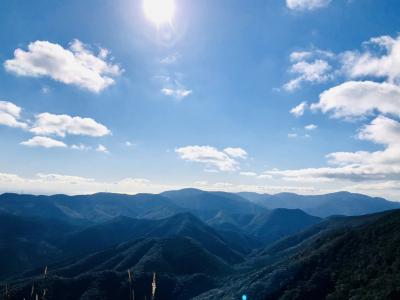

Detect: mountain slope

[207,208,322,246]
[161,188,265,220]
[0,213,77,279]
[55,237,233,278]
[61,212,244,264]
[243,208,321,245]
[0,192,182,223]
[239,191,400,217]
[195,209,400,300]
[3,237,230,300]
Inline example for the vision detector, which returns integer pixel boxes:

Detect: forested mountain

[238,191,400,217]
[0,190,399,299]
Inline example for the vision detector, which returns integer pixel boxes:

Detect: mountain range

[0,189,399,299]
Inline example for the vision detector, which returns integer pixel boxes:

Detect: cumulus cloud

[305,124,318,130]
[342,35,400,83]
[286,0,332,11]
[175,145,247,171]
[30,112,111,137]
[277,35,400,190]
[4,40,122,93]
[283,48,337,91]
[0,100,28,129]
[358,115,400,146]
[290,101,308,117]
[20,136,67,148]
[268,115,400,182]
[311,81,400,119]
[223,147,248,159]
[284,60,332,91]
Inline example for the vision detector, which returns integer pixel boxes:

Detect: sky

[1,0,400,200]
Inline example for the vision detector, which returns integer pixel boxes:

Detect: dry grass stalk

[127,269,135,300]
[30,282,35,300]
[151,272,156,300]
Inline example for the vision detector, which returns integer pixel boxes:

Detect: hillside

[195,209,400,300]
[0,193,182,223]
[1,191,399,300]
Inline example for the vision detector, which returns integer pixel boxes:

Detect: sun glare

[143,0,175,26]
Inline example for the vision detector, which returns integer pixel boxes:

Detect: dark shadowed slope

[61,212,244,264]
[239,191,400,217]
[3,236,231,300]
[242,208,321,245]
[55,237,233,278]
[195,209,400,300]
[207,208,321,246]
[0,213,77,279]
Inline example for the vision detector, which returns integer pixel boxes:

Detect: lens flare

[143,0,175,25]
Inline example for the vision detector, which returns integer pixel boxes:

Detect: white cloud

[30,112,111,137]
[4,40,122,93]
[96,144,109,154]
[0,172,171,195]
[290,101,308,117]
[158,75,192,100]
[175,145,244,171]
[342,35,400,83]
[265,165,396,182]
[71,143,91,151]
[268,116,400,182]
[223,147,248,159]
[161,87,192,100]
[286,0,332,11]
[36,173,95,184]
[288,133,298,138]
[305,124,318,130]
[284,60,332,91]
[20,136,67,148]
[358,115,400,146]
[284,48,336,91]
[0,100,28,129]
[311,81,400,119]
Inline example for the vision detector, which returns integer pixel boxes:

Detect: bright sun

[143,0,175,26]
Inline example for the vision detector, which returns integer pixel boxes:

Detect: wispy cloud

[290,101,308,117]
[284,49,335,91]
[175,145,247,171]
[286,0,332,11]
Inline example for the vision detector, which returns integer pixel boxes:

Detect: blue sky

[1,0,400,199]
